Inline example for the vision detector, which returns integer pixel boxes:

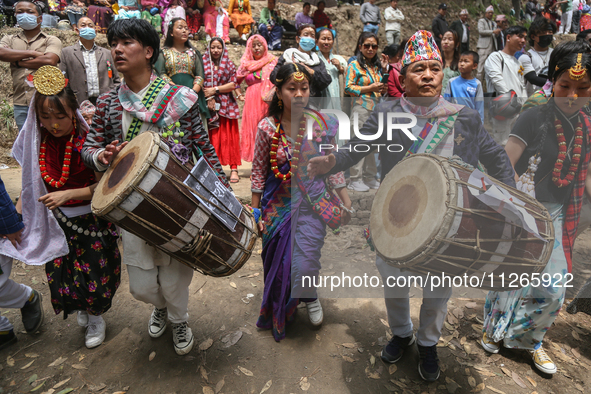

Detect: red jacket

[387,62,404,98]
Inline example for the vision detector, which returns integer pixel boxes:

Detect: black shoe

[21,290,44,334]
[0,329,17,351]
[381,333,416,363]
[418,344,440,382]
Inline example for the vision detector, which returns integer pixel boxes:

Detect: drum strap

[404,113,459,157]
[126,78,167,142]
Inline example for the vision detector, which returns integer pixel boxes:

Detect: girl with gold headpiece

[11,66,121,349]
[482,48,591,376]
[251,63,351,341]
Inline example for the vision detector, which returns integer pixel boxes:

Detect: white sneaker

[172,322,195,355]
[347,180,370,192]
[306,299,323,326]
[365,179,380,189]
[149,307,167,338]
[85,316,106,349]
[77,311,89,327]
[241,33,248,41]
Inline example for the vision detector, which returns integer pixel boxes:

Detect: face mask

[299,37,316,52]
[538,35,553,48]
[16,13,40,30]
[79,27,97,40]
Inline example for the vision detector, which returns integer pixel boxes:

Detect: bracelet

[15,61,19,68]
[195,76,204,87]
[340,203,355,215]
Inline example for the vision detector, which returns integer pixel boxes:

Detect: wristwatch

[215,86,219,93]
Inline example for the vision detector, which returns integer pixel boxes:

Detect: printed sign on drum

[184,158,243,231]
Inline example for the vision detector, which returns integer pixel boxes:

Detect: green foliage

[0,99,17,140]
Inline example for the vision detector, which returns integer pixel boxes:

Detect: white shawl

[282,48,321,67]
[1,96,86,265]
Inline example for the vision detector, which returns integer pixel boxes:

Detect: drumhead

[370,155,449,261]
[92,132,161,216]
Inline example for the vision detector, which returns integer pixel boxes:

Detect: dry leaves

[71,364,87,370]
[199,366,209,382]
[221,330,243,348]
[229,282,237,289]
[203,387,214,394]
[487,387,506,394]
[215,379,225,394]
[259,380,272,393]
[238,366,254,377]
[501,367,512,377]
[21,360,34,369]
[526,377,537,387]
[471,383,485,393]
[465,302,477,309]
[199,338,214,351]
[299,377,310,391]
[341,343,356,349]
[388,364,397,375]
[380,318,389,327]
[468,376,476,388]
[48,357,67,367]
[25,353,39,358]
[6,356,15,367]
[572,330,582,341]
[149,351,156,361]
[512,371,527,389]
[53,378,71,389]
[370,355,375,366]
[342,356,355,363]
[365,366,380,380]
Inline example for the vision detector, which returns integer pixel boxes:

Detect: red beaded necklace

[39,129,75,189]
[552,117,584,188]
[270,117,306,181]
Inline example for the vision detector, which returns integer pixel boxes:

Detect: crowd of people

[2,0,591,386]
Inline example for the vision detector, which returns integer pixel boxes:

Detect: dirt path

[3,167,591,394]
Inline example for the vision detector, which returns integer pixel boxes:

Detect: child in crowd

[444,51,484,121]
[79,100,96,126]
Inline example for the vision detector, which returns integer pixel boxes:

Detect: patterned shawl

[563,111,591,273]
[203,39,240,119]
[400,94,463,118]
[237,35,277,78]
[118,73,198,128]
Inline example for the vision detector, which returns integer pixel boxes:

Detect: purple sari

[256,127,337,341]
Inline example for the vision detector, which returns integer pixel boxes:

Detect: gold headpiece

[569,53,587,81]
[275,63,308,84]
[31,66,67,96]
[293,63,305,82]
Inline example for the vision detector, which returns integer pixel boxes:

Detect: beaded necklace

[270,117,306,180]
[39,127,76,189]
[552,116,584,188]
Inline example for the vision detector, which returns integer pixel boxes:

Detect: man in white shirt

[519,17,556,97]
[384,0,404,46]
[484,25,527,144]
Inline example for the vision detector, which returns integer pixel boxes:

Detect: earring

[72,116,77,132]
[278,98,283,108]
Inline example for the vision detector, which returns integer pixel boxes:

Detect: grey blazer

[60,44,121,104]
[477,17,497,51]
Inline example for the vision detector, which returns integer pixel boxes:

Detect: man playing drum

[82,19,229,355]
[307,30,516,381]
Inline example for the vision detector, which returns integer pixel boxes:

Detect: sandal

[230,169,240,183]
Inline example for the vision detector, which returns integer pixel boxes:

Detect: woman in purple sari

[251,63,352,341]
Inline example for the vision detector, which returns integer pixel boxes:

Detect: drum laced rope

[110,149,257,277]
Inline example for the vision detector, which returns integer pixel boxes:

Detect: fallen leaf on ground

[447,314,458,325]
[468,377,476,388]
[25,353,39,358]
[512,371,527,389]
[575,383,585,392]
[221,330,243,348]
[71,364,87,370]
[471,383,485,393]
[316,334,321,341]
[55,389,74,394]
[487,387,506,394]
[572,330,581,341]
[214,379,224,394]
[365,367,380,380]
[149,351,156,361]
[370,355,375,366]
[199,366,210,382]
[342,356,355,363]
[444,322,455,331]
[471,324,483,333]
[88,383,106,392]
[260,380,272,393]
[6,356,15,367]
[238,366,253,376]
[388,364,397,375]
[341,343,356,349]
[229,282,237,289]
[572,348,581,359]
[28,374,38,384]
[526,377,537,387]
[465,302,477,309]
[30,382,45,392]
[48,357,67,367]
[300,377,310,391]
[53,378,71,389]
[21,360,35,369]
[460,337,467,346]
[380,318,389,327]
[501,367,511,377]
[41,389,55,394]
[199,338,214,351]
[202,387,214,394]
[464,344,473,355]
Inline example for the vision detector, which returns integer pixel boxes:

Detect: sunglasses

[363,44,379,50]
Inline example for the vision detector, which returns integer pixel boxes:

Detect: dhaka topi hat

[486,5,494,12]
[460,9,468,15]
[401,30,442,67]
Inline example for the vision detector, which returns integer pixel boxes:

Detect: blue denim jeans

[13,105,28,131]
[363,23,379,34]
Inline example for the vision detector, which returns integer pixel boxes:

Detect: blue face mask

[299,37,316,52]
[79,27,97,40]
[16,13,40,30]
